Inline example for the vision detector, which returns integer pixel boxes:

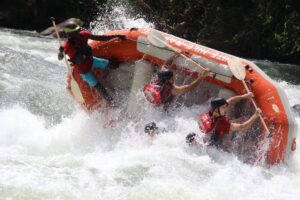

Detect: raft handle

[245,79,254,84]
[130,27,138,32]
[246,65,253,72]
[212,72,217,79]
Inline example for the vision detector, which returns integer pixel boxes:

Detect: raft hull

[66,28,298,165]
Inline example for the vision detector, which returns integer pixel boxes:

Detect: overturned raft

[66,28,298,165]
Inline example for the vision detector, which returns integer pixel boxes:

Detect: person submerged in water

[144,122,160,137]
[144,122,169,137]
[143,65,211,109]
[198,93,261,151]
[185,132,203,146]
[58,22,126,102]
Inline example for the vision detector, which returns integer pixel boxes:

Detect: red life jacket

[198,110,232,147]
[143,84,161,105]
[198,111,213,134]
[63,31,93,73]
[198,110,231,136]
[68,35,92,62]
[143,81,174,105]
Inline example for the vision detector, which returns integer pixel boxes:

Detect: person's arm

[89,34,126,41]
[229,109,261,133]
[227,92,253,105]
[171,68,210,95]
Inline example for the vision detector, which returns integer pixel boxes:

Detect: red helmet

[143,84,161,105]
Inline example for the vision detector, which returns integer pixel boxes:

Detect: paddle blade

[147,29,167,48]
[70,79,85,103]
[227,58,246,80]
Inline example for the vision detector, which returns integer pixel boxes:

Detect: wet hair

[157,70,174,84]
[210,97,228,110]
[186,132,197,144]
[144,122,158,133]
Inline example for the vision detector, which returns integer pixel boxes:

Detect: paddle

[227,58,270,134]
[147,29,209,73]
[50,17,85,103]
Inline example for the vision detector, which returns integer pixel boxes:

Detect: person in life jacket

[58,22,126,102]
[198,93,262,150]
[143,67,211,108]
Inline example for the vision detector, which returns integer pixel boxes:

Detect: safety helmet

[186,132,197,144]
[64,22,81,33]
[144,122,158,133]
[210,97,228,110]
[157,70,174,83]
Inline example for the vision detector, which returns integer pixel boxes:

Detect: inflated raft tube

[66,28,298,165]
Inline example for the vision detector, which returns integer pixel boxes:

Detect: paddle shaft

[50,18,85,103]
[50,18,74,78]
[241,78,270,134]
[128,33,230,79]
[227,58,270,134]
[152,35,205,71]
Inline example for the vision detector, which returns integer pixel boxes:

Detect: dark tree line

[128,0,300,64]
[0,0,102,30]
[0,0,299,64]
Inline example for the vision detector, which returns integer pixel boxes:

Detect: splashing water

[0,7,300,200]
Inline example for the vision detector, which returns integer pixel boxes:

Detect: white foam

[1,8,300,199]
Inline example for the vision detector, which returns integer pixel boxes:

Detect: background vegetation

[0,0,299,64]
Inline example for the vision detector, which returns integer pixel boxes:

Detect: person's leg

[94,83,113,102]
[80,71,113,102]
[80,71,98,87]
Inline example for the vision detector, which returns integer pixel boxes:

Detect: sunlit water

[0,7,300,200]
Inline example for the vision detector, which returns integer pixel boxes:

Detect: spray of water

[0,6,300,200]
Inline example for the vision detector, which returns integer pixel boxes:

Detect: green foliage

[0,0,104,30]
[126,0,300,63]
[1,0,299,63]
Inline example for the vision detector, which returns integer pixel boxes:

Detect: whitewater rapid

[1,8,300,200]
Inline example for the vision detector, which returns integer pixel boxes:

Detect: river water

[0,7,300,200]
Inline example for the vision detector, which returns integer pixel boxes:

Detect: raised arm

[229,109,261,133]
[227,92,253,105]
[171,68,210,95]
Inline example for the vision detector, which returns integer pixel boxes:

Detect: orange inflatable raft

[66,28,298,165]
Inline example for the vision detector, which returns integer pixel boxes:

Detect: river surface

[0,7,300,200]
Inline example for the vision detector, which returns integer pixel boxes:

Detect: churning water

[0,7,300,200]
